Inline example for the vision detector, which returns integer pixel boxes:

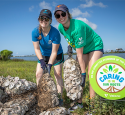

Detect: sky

[0,0,125,56]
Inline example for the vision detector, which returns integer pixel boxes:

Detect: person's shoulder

[51,25,59,31]
[32,26,39,38]
[58,23,62,28]
[32,26,39,33]
[72,19,86,25]
[58,23,63,31]
[71,19,87,31]
[51,25,60,34]
[50,25,60,37]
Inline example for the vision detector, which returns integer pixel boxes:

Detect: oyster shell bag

[63,53,83,100]
[37,72,59,111]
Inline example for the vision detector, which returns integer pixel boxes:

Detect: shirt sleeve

[32,28,39,42]
[74,26,86,48]
[58,24,63,35]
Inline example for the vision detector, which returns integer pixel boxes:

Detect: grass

[0,59,37,83]
[0,59,125,115]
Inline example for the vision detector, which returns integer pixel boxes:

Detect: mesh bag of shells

[63,57,83,100]
[37,73,59,111]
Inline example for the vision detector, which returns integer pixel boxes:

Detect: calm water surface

[11,53,125,61]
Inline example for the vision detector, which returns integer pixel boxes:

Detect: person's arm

[32,41,43,60]
[47,43,59,74]
[32,41,47,70]
[48,27,61,64]
[48,43,59,64]
[32,28,43,60]
[76,47,86,73]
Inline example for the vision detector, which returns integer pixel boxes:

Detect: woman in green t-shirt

[54,4,104,112]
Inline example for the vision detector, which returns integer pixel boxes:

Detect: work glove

[47,64,52,75]
[39,59,47,70]
[81,73,86,87]
[0,86,4,91]
[67,45,73,57]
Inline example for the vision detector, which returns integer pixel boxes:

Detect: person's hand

[81,74,86,87]
[0,86,4,91]
[67,45,73,57]
[39,59,47,70]
[47,64,52,75]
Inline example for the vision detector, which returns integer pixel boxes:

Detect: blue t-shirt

[32,25,63,56]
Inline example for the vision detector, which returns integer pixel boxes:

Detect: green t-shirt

[58,19,103,54]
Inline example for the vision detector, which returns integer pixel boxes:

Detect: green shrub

[85,94,125,115]
[0,49,13,60]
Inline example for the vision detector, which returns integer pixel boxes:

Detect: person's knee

[55,71,62,78]
[36,72,42,79]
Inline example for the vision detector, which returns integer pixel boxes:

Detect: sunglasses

[40,17,50,22]
[55,12,66,19]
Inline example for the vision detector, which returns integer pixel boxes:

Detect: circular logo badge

[48,40,52,44]
[89,56,125,100]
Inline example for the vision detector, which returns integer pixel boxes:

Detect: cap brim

[54,8,67,14]
[39,14,51,19]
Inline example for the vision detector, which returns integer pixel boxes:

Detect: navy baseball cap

[54,4,69,14]
[39,9,52,19]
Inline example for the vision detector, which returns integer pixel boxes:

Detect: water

[11,53,125,61]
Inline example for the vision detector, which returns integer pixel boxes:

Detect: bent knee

[36,72,42,78]
[55,70,61,76]
[54,72,62,78]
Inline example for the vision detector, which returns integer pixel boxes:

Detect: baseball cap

[54,4,69,14]
[39,9,52,19]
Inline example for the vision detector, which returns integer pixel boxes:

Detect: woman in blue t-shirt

[32,9,64,103]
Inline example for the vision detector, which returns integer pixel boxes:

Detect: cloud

[29,6,34,11]
[39,1,52,10]
[52,2,57,7]
[79,0,107,8]
[71,8,90,17]
[76,17,97,30]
